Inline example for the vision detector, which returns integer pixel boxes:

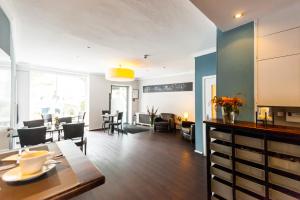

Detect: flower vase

[222,107,236,124]
[149,116,155,127]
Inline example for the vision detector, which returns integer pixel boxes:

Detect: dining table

[101,113,117,133]
[0,140,105,200]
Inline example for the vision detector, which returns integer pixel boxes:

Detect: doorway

[202,75,216,156]
[110,85,129,123]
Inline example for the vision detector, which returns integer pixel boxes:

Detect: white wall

[89,74,139,130]
[139,73,195,121]
[16,69,29,127]
[256,3,300,106]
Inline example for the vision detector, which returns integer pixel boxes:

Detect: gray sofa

[154,113,175,132]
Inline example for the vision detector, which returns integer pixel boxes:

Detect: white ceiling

[191,0,298,31]
[1,0,216,78]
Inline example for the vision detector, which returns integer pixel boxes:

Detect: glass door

[110,85,129,123]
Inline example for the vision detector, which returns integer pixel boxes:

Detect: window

[30,71,88,120]
[0,67,10,126]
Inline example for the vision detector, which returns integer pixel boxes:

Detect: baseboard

[88,128,104,131]
[194,150,203,154]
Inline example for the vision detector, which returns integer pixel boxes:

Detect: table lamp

[183,112,189,121]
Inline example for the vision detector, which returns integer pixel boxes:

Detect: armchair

[181,121,195,143]
[154,113,175,132]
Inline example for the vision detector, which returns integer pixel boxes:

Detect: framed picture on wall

[133,89,139,99]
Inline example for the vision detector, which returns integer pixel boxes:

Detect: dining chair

[41,114,52,124]
[59,117,72,124]
[18,127,52,147]
[77,112,86,123]
[110,112,123,134]
[62,123,87,154]
[23,119,45,128]
[102,110,110,132]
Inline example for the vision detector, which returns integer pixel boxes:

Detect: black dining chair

[59,117,72,124]
[62,123,87,154]
[41,114,52,124]
[77,112,86,123]
[110,112,123,134]
[23,119,45,128]
[102,110,110,132]
[18,127,52,147]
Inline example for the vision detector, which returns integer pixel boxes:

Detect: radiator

[136,113,151,126]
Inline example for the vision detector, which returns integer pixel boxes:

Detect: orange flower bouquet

[212,96,243,123]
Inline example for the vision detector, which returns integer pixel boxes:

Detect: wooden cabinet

[257,9,300,107]
[257,54,300,107]
[205,119,300,200]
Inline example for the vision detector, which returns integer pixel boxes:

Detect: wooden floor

[72,130,207,200]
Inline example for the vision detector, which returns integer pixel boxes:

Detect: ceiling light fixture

[234,12,244,19]
[105,65,135,82]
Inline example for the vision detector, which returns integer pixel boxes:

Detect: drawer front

[236,162,265,180]
[211,154,232,169]
[269,189,298,200]
[211,166,232,183]
[236,176,265,197]
[269,172,300,192]
[236,135,264,150]
[211,142,232,156]
[236,149,264,164]
[210,130,232,142]
[268,141,300,158]
[236,190,259,200]
[269,156,300,176]
[211,179,233,200]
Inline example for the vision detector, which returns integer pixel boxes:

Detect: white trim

[254,19,258,122]
[202,75,216,156]
[0,62,11,68]
[16,63,89,77]
[194,150,203,154]
[139,70,194,80]
[192,47,216,58]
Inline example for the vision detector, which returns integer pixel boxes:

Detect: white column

[9,21,17,128]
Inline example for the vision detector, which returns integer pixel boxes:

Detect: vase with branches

[147,106,158,126]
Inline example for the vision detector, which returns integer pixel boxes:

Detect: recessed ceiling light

[87,46,91,49]
[234,12,244,19]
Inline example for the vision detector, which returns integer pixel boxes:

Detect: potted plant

[147,106,158,126]
[212,96,243,124]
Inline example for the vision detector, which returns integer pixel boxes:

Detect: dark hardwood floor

[72,130,207,200]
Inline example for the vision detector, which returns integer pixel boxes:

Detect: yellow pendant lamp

[105,65,135,82]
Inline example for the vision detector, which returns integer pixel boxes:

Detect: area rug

[123,124,150,134]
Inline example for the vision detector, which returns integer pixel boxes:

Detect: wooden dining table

[0,140,105,200]
[101,113,117,133]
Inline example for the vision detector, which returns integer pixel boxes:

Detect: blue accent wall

[217,22,255,121]
[0,7,10,56]
[195,52,217,152]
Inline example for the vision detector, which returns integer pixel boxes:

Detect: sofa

[154,113,175,132]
